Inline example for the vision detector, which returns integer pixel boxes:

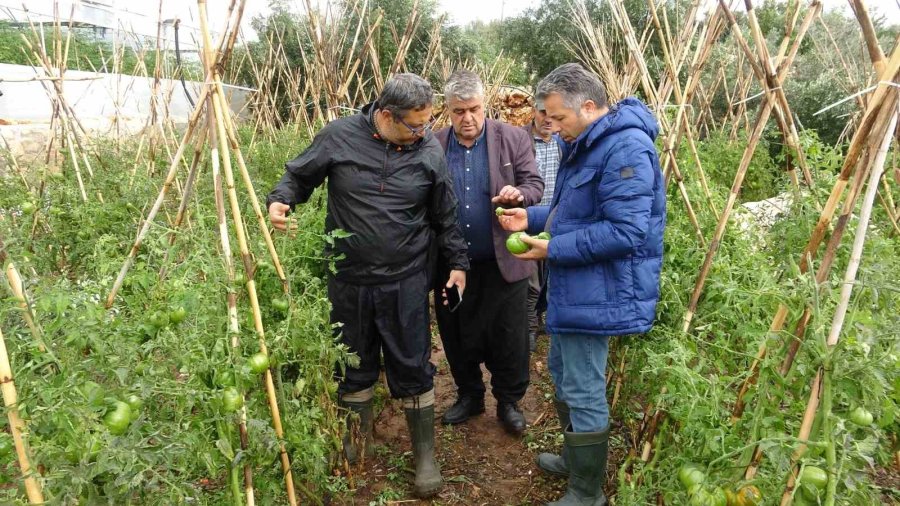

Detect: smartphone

[445,285,463,313]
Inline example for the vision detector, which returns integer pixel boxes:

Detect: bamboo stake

[610,345,628,412]
[197,2,298,503]
[0,325,45,504]
[850,0,886,76]
[825,111,895,347]
[213,82,289,292]
[878,178,900,235]
[211,87,298,506]
[206,90,254,506]
[3,263,52,357]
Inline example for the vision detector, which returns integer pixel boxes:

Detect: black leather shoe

[441,396,485,425]
[529,332,537,353]
[497,402,526,435]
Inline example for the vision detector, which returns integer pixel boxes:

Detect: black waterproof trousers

[330,269,435,398]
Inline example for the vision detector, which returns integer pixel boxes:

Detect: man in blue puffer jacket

[500,63,666,506]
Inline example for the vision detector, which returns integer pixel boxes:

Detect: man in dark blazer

[433,69,544,435]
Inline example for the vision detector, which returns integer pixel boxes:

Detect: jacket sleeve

[511,129,544,207]
[265,125,334,209]
[526,205,551,234]
[548,140,656,266]
[428,152,470,271]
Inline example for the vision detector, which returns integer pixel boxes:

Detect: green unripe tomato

[148,311,169,329]
[271,298,289,313]
[799,466,828,490]
[849,407,874,426]
[125,394,143,412]
[247,352,270,374]
[168,306,187,325]
[103,401,133,435]
[679,464,706,488]
[221,387,243,413]
[505,232,530,254]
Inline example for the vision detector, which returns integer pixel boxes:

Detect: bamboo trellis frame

[638,0,821,465]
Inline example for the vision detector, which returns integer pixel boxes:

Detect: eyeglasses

[397,116,437,136]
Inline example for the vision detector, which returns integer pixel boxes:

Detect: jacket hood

[578,97,659,149]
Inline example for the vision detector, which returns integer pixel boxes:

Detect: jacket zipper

[380,143,389,192]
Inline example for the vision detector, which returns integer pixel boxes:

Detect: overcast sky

[436,0,898,25]
[142,0,900,33]
[2,0,897,40]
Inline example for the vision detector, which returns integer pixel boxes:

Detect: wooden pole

[0,325,45,504]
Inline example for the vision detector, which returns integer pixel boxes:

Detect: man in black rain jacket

[266,74,468,498]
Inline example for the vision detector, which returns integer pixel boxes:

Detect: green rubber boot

[537,397,570,477]
[404,405,442,498]
[546,426,609,506]
[340,399,375,465]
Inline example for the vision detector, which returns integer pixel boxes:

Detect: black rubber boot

[546,426,609,506]
[537,397,570,477]
[404,405,442,498]
[339,399,375,465]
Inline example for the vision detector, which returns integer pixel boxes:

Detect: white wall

[0,63,250,172]
[0,63,248,124]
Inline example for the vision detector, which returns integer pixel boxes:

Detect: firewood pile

[491,86,534,126]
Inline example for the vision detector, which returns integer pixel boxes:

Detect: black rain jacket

[266,102,469,284]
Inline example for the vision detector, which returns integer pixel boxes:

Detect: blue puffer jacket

[527,97,666,337]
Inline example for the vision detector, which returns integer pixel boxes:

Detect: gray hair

[444,69,484,102]
[378,73,434,119]
[536,63,608,111]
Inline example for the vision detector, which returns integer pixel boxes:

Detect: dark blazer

[435,119,544,283]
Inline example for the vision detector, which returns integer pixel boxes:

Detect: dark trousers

[329,269,435,399]
[527,260,547,335]
[434,260,530,404]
